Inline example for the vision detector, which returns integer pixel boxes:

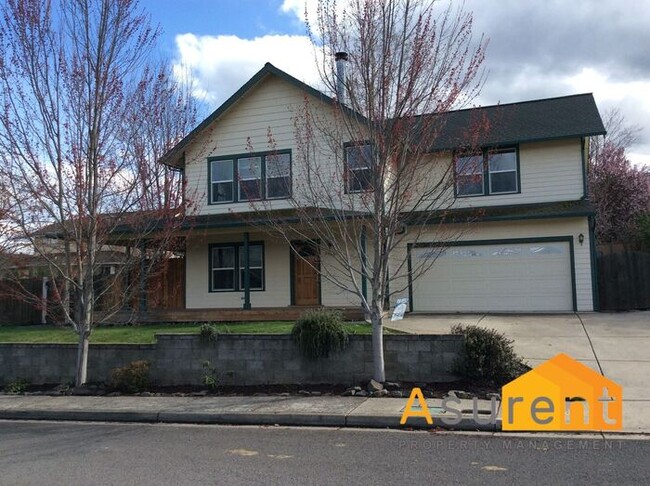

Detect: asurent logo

[401,353,623,431]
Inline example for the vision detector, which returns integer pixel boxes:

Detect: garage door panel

[412,242,573,312]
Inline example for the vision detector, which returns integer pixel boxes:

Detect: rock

[139,391,154,397]
[423,390,435,399]
[106,391,122,397]
[383,382,400,391]
[341,389,356,396]
[389,390,403,398]
[486,393,501,401]
[310,391,322,397]
[367,379,384,393]
[277,392,290,397]
[448,390,473,400]
[190,391,207,397]
[351,386,362,392]
[298,390,311,396]
[356,390,369,397]
[172,392,185,397]
[372,389,389,397]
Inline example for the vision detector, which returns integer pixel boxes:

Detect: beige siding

[453,139,585,207]
[185,228,367,309]
[184,75,354,216]
[185,230,291,309]
[390,217,594,312]
[415,139,586,211]
[320,245,366,308]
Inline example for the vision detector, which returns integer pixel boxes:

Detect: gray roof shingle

[422,93,606,151]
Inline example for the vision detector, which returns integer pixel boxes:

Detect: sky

[145,0,650,166]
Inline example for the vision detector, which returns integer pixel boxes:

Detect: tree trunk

[370,310,386,382]
[75,329,90,387]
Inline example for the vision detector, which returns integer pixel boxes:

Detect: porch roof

[407,199,594,226]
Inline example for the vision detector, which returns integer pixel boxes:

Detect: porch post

[139,241,147,313]
[41,276,49,324]
[243,232,251,310]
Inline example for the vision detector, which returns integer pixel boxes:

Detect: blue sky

[150,0,302,52]
[143,0,650,165]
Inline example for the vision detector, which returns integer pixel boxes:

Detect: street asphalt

[1,421,648,485]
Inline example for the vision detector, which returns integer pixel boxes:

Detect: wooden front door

[293,243,320,306]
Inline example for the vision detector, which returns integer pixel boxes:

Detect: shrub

[4,379,29,394]
[451,324,529,386]
[199,323,219,343]
[202,360,219,390]
[110,360,151,393]
[292,309,349,359]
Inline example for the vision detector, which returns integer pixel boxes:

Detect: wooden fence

[0,257,185,325]
[0,278,44,325]
[597,246,650,311]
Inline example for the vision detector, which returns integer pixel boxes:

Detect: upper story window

[455,147,519,197]
[345,143,373,193]
[209,151,291,204]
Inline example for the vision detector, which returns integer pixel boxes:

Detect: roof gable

[159,63,350,168]
[160,62,606,168]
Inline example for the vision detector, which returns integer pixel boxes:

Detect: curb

[0,408,498,431]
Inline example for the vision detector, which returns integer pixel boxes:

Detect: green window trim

[344,141,374,193]
[454,146,521,198]
[208,150,292,205]
[208,241,265,292]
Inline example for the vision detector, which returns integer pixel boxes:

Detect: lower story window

[210,242,264,292]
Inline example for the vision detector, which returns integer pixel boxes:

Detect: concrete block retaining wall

[0,334,463,386]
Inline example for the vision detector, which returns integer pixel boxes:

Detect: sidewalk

[0,394,498,431]
[1,393,648,434]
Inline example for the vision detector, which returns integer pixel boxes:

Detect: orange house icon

[502,353,622,431]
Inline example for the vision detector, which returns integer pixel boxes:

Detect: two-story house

[160,62,605,314]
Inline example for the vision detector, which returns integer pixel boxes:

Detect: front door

[293,242,320,306]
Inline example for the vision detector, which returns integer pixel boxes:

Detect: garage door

[411,241,573,312]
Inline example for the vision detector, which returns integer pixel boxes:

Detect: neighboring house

[160,63,605,313]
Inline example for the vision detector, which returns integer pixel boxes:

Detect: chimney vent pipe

[335,51,348,103]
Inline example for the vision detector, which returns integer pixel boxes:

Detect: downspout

[589,216,600,311]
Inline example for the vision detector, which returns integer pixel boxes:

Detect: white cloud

[177,1,650,166]
[173,33,323,106]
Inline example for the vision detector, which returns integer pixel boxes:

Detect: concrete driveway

[387,311,650,433]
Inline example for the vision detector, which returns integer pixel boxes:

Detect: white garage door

[411,241,573,312]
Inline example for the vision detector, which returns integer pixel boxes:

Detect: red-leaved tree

[589,109,650,245]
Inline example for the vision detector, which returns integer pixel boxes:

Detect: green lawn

[0,321,393,344]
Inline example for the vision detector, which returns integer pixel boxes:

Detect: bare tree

[0,0,195,385]
[589,107,642,161]
[246,0,486,381]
